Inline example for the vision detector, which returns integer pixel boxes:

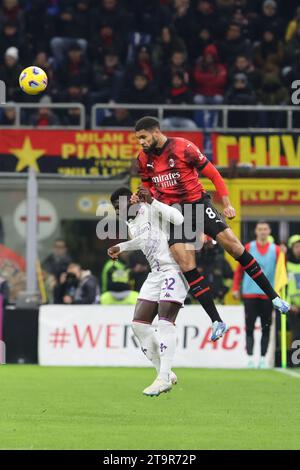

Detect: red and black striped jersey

[137,137,228,205]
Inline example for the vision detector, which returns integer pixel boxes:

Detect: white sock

[131,321,160,373]
[157,319,177,382]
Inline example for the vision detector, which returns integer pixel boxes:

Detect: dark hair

[134,116,160,132]
[110,187,132,204]
[54,238,66,245]
[256,220,270,227]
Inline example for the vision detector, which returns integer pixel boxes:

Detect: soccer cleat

[272,296,290,314]
[170,371,177,385]
[258,357,268,369]
[211,321,227,342]
[143,377,172,397]
[247,358,255,369]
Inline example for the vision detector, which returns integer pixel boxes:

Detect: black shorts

[168,194,228,247]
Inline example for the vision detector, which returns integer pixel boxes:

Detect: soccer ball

[19,66,48,95]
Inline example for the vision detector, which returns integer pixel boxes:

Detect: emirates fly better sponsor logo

[152,171,181,188]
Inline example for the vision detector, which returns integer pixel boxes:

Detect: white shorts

[138,270,189,306]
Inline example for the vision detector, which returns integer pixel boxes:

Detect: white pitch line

[274,368,300,379]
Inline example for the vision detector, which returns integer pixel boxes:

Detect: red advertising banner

[212,133,300,167]
[0,130,203,176]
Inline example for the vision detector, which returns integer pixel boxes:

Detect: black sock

[184,268,222,323]
[236,249,278,300]
[246,335,254,356]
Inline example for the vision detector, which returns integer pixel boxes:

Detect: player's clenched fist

[107,246,120,260]
[130,193,140,204]
[137,186,153,204]
[223,205,236,219]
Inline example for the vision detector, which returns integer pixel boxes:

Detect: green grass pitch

[0,366,299,450]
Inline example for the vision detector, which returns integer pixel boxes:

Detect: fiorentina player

[133,116,289,330]
[108,187,189,397]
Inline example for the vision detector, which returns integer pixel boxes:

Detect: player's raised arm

[138,187,184,226]
[185,141,236,220]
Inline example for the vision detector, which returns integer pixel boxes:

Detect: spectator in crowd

[89,23,126,64]
[219,22,252,66]
[91,50,124,103]
[0,0,298,128]
[0,47,22,101]
[0,275,10,306]
[132,0,171,37]
[190,0,220,39]
[257,64,288,105]
[196,237,233,303]
[50,2,89,64]
[58,43,91,89]
[0,104,16,126]
[172,0,193,46]
[285,6,300,42]
[126,45,157,85]
[253,0,285,40]
[284,23,300,75]
[193,44,227,128]
[231,6,250,38]
[42,239,72,282]
[29,106,60,127]
[193,0,217,28]
[287,235,300,346]
[100,255,138,304]
[253,29,284,69]
[229,54,261,90]
[0,0,24,27]
[256,63,288,127]
[162,71,196,129]
[160,48,190,93]
[232,221,280,368]
[58,78,88,126]
[152,25,186,66]
[90,0,131,43]
[0,20,22,59]
[119,73,159,119]
[54,263,100,305]
[22,0,56,53]
[101,108,135,127]
[193,44,227,104]
[225,72,256,127]
[187,27,213,62]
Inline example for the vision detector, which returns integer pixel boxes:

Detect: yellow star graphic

[10,136,45,172]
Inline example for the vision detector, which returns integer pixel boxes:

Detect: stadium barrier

[0,103,86,129]
[90,103,300,132]
[1,103,300,132]
[38,305,275,368]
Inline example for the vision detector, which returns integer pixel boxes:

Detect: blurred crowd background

[1,0,300,127]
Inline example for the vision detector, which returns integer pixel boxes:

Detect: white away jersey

[117,199,183,272]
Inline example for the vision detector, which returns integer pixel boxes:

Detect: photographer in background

[54,263,100,305]
[42,239,72,282]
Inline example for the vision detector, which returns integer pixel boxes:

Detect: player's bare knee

[170,245,195,272]
[217,230,244,258]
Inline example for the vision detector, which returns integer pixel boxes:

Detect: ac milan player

[133,116,289,337]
